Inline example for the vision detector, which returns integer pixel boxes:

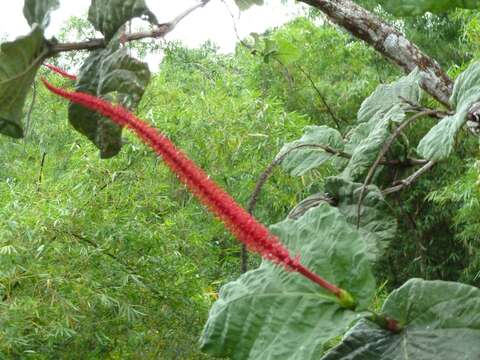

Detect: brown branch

[399,96,453,119]
[356,110,437,227]
[382,161,436,195]
[49,0,210,54]
[298,0,453,108]
[242,143,334,272]
[36,152,47,192]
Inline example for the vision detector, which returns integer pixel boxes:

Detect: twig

[297,65,346,129]
[356,110,436,227]
[24,81,37,139]
[399,96,452,119]
[49,1,210,54]
[36,152,47,192]
[242,144,335,272]
[382,161,436,195]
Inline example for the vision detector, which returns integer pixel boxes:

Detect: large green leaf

[357,68,421,125]
[23,0,60,28]
[378,0,480,16]
[342,70,421,181]
[0,26,46,138]
[418,62,480,160]
[322,279,480,359]
[235,0,264,11]
[88,0,158,42]
[278,126,344,176]
[200,204,376,359]
[69,47,150,158]
[288,177,396,262]
[324,177,396,262]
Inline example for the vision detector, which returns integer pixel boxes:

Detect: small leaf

[88,0,158,42]
[23,0,60,28]
[274,36,301,65]
[200,204,376,359]
[378,0,480,16]
[235,0,264,11]
[69,47,150,158]
[418,62,480,160]
[323,279,480,360]
[278,126,344,176]
[0,26,46,138]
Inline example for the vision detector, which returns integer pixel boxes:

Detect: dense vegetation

[1,0,480,359]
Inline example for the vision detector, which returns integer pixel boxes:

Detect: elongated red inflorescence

[43,63,77,81]
[40,78,344,298]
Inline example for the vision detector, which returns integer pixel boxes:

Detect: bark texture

[300,0,453,108]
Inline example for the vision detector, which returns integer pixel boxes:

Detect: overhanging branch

[298,0,453,108]
[48,0,210,55]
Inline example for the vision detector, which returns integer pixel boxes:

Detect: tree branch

[356,110,437,227]
[382,160,436,195]
[298,0,453,108]
[48,0,210,55]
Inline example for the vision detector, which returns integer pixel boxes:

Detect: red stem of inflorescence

[43,64,77,81]
[40,70,346,301]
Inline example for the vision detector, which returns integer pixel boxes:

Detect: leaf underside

[88,0,158,42]
[0,26,46,138]
[418,62,480,161]
[23,0,60,28]
[69,47,150,158]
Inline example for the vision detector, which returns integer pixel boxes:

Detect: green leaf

[235,0,264,11]
[0,26,46,139]
[418,62,480,161]
[69,47,150,158]
[288,177,396,262]
[278,126,344,176]
[88,0,158,42]
[200,204,376,359]
[23,0,60,28]
[378,0,480,16]
[341,119,391,181]
[274,36,301,65]
[322,279,480,359]
[357,68,421,125]
[324,177,396,262]
[342,70,421,180]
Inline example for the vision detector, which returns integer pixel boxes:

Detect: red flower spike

[43,64,77,81]
[41,78,352,304]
